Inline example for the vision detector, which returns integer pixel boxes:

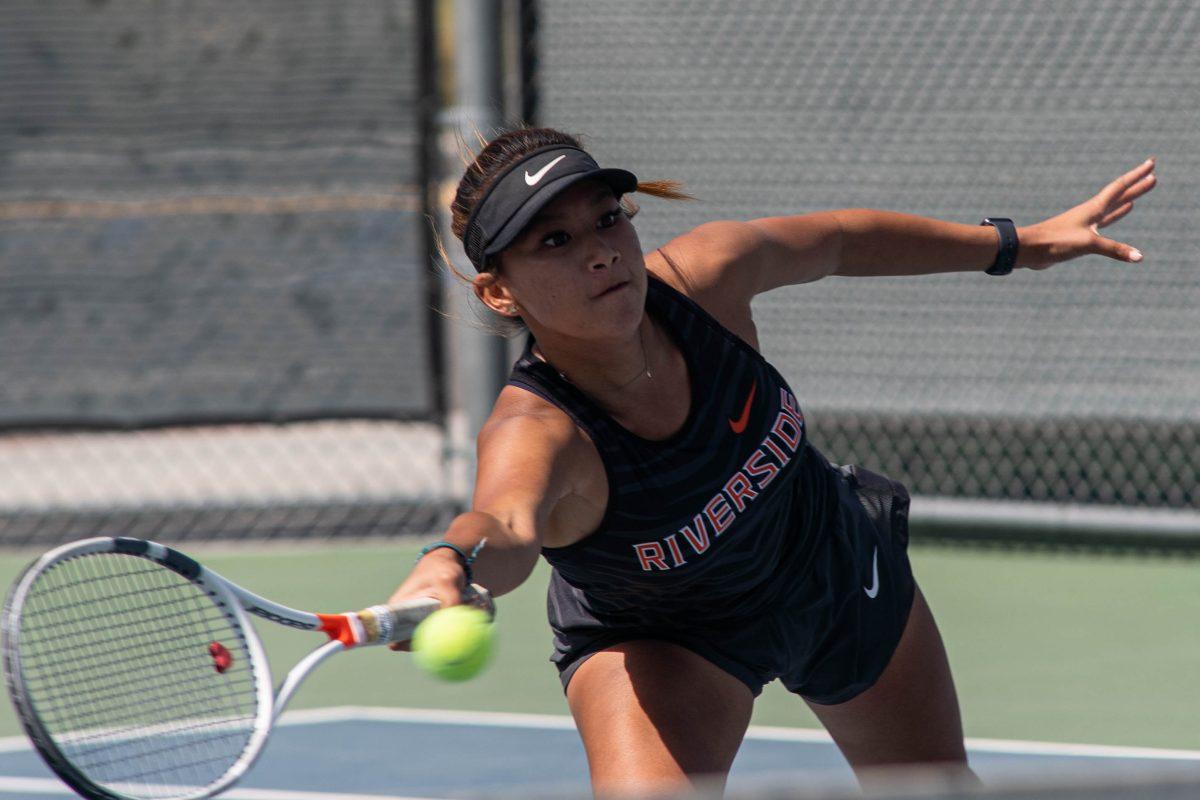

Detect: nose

[587,232,619,272]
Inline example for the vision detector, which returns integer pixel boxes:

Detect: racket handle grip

[360,583,494,645]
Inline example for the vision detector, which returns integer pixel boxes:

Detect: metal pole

[437,0,509,504]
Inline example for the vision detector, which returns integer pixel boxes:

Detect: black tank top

[506,270,842,629]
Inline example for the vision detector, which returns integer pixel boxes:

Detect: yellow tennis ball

[411,605,493,682]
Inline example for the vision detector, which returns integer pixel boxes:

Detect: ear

[473,272,520,317]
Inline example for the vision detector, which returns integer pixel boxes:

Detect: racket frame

[2,537,275,800]
[2,536,473,800]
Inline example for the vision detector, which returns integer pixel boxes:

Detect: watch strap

[980,217,1019,276]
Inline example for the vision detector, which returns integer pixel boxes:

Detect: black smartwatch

[980,217,1019,276]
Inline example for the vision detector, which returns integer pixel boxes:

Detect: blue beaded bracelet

[415,539,487,584]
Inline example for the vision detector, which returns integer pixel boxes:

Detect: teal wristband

[416,539,487,584]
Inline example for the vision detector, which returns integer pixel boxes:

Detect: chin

[608,279,646,321]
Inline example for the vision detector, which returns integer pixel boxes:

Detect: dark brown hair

[438,127,691,336]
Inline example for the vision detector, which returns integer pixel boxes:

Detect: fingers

[436,583,466,608]
[462,584,497,620]
[1090,159,1154,262]
[1097,201,1135,229]
[1115,171,1157,207]
[386,589,474,652]
[384,553,476,651]
[1094,235,1143,263]
[1098,158,1156,208]
[385,597,446,652]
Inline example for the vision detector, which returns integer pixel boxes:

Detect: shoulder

[648,220,765,305]
[644,222,765,350]
[477,386,608,545]
[647,213,843,305]
[483,385,595,463]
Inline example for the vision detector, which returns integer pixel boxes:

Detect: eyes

[539,207,623,249]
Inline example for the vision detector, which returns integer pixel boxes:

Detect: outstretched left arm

[829,157,1156,278]
[660,159,1157,301]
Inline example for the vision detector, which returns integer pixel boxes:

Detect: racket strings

[22,598,250,690]
[14,553,262,798]
[56,554,254,792]
[20,559,236,794]
[33,673,253,741]
[32,674,253,748]
[24,554,256,795]
[24,576,228,633]
[24,641,253,746]
[65,729,256,783]
[22,603,243,684]
[24,642,245,694]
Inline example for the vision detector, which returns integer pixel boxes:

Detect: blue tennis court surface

[0,707,1197,799]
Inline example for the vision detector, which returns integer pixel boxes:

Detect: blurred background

[0,1,1196,798]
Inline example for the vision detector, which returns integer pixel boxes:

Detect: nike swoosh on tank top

[506,272,843,629]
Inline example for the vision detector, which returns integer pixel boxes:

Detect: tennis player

[388,128,1156,796]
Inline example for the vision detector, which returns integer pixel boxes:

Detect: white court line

[275,706,1200,762]
[1,705,1196,768]
[0,776,435,799]
[0,736,38,754]
[278,705,579,730]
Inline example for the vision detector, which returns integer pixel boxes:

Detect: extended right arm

[386,408,582,615]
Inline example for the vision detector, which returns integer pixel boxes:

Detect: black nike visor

[463,145,638,271]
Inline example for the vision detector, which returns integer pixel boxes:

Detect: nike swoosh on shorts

[864,546,880,599]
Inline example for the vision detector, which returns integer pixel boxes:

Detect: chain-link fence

[0,421,456,546]
[1,0,435,426]
[4,1,1197,550]
[0,1,453,545]
[533,0,1199,526]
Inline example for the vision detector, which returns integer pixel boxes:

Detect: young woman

[388,128,1156,796]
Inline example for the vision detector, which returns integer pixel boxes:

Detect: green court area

[0,541,1195,750]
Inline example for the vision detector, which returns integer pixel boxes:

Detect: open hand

[1019,158,1157,271]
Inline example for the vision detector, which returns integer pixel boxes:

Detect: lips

[595,280,629,299]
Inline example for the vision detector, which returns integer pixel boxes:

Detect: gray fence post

[437,0,511,505]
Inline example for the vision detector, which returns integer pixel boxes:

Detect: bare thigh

[804,586,976,781]
[565,640,755,798]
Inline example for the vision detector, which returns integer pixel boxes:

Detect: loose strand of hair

[430,223,474,285]
[429,220,525,338]
[635,179,695,201]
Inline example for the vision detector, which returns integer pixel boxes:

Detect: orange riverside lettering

[724,471,758,512]
[663,534,687,567]
[679,514,710,553]
[744,449,780,488]
[761,436,791,470]
[631,389,806,572]
[780,388,805,423]
[633,542,670,571]
[704,494,735,535]
[770,412,802,451]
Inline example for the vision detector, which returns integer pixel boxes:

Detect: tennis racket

[1,536,493,800]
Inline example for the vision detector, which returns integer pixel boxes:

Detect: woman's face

[479,178,646,340]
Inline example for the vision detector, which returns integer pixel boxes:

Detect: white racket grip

[358,583,494,645]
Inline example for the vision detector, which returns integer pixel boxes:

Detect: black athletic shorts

[551,464,916,705]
